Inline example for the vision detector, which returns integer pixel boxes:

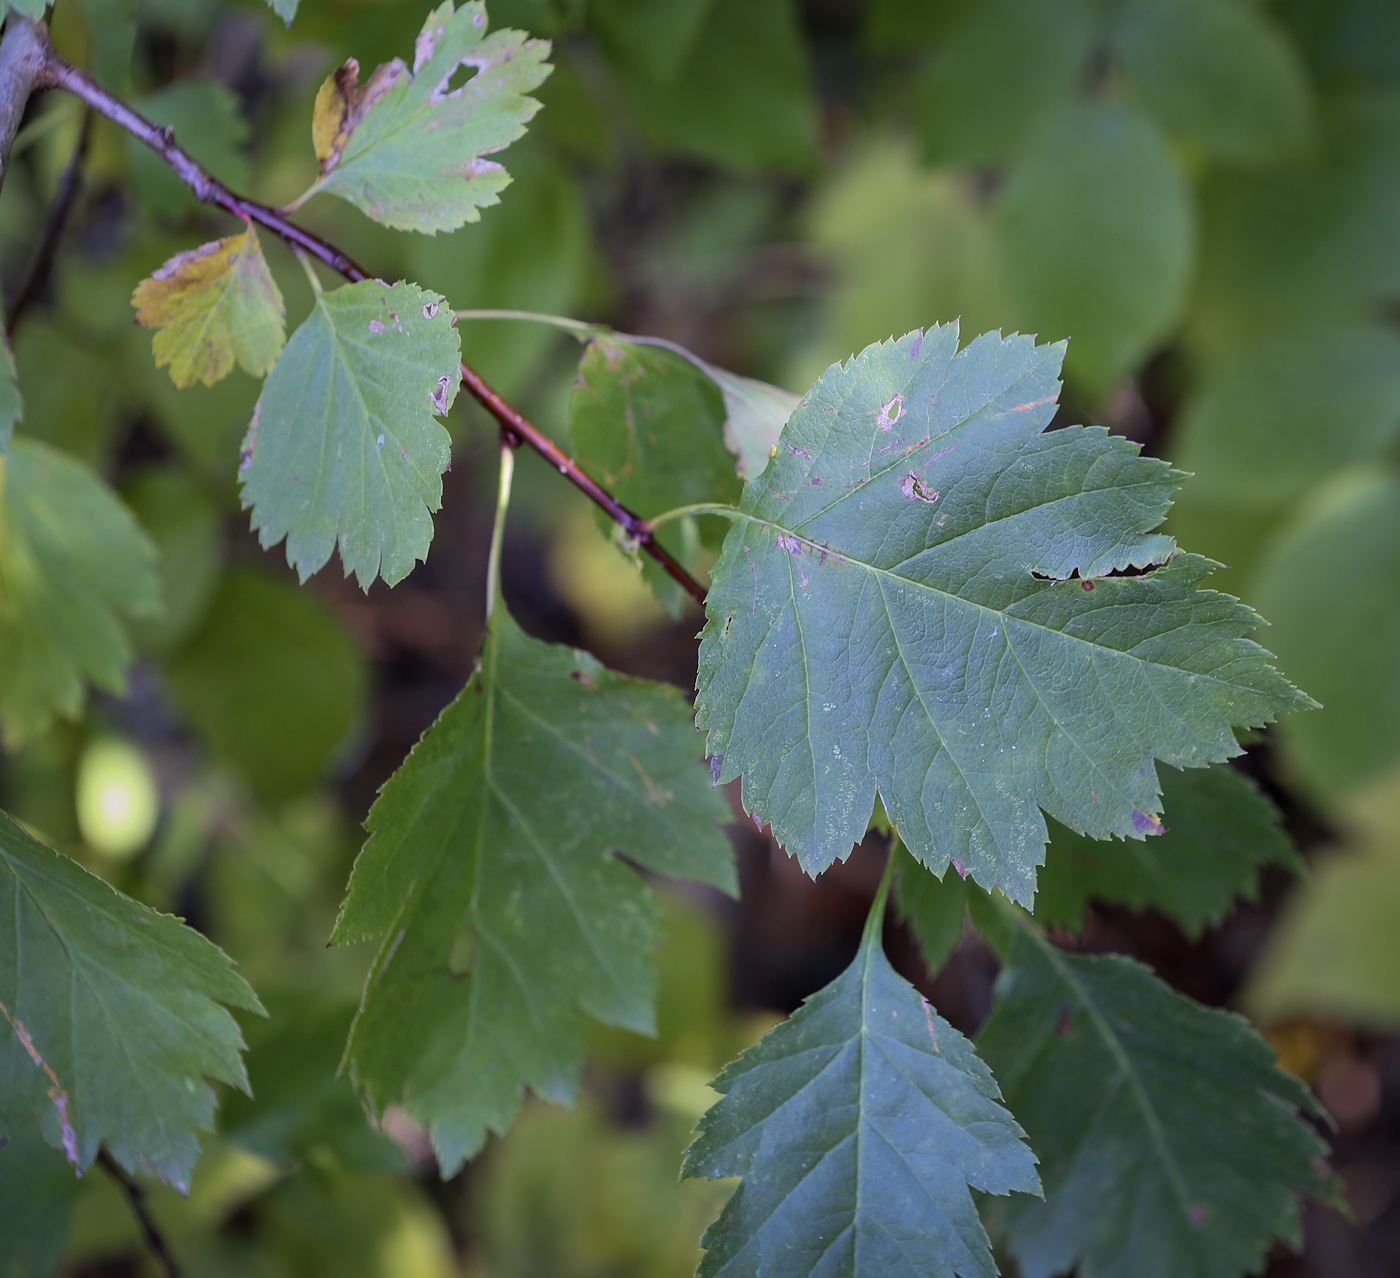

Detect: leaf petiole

[485,437,515,623]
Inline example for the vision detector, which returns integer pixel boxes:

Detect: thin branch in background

[24,23,710,608]
[97,1150,183,1278]
[7,105,91,336]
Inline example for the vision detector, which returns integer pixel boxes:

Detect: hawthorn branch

[18,19,708,607]
[98,1150,183,1278]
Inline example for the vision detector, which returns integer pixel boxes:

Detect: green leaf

[589,0,715,83]
[798,137,1008,390]
[122,465,224,656]
[702,361,799,481]
[408,160,590,398]
[1114,0,1314,165]
[568,335,741,613]
[162,567,369,802]
[299,1,551,233]
[128,82,250,220]
[979,927,1338,1278]
[569,335,741,518]
[220,990,405,1174]
[132,228,286,388]
[0,811,262,1191]
[265,0,298,21]
[682,887,1039,1278]
[75,0,136,90]
[0,437,160,749]
[916,0,1096,166]
[996,101,1195,399]
[1246,842,1400,1029]
[696,325,1306,903]
[1168,324,1400,587]
[333,608,733,1174]
[0,1124,82,1278]
[239,277,460,589]
[0,0,48,20]
[0,339,21,456]
[1255,469,1400,804]
[893,842,968,976]
[1034,764,1299,940]
[603,0,817,171]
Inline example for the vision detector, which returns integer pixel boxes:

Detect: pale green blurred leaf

[1255,469,1400,804]
[917,0,1095,166]
[996,101,1194,399]
[1115,0,1314,165]
[129,82,250,220]
[0,438,160,748]
[162,567,368,802]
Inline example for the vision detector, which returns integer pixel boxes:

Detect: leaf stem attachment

[98,1150,183,1278]
[486,433,515,623]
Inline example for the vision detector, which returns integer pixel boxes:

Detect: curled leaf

[132,227,285,388]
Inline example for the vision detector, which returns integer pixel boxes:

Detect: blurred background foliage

[5,0,1400,1273]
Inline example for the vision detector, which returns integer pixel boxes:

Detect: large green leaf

[603,0,816,171]
[0,812,262,1191]
[0,340,19,455]
[979,925,1337,1278]
[682,882,1039,1278]
[589,0,715,83]
[1034,764,1299,939]
[0,437,160,748]
[332,608,733,1174]
[996,101,1194,398]
[1255,469,1400,803]
[162,567,369,802]
[298,1,551,233]
[239,278,460,589]
[696,325,1306,903]
[128,81,251,219]
[916,0,1095,166]
[1114,0,1314,165]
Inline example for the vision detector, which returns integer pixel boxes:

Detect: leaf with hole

[298,0,551,233]
[696,324,1308,903]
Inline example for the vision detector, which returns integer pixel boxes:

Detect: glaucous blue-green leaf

[1114,0,1314,165]
[163,567,368,802]
[996,101,1194,398]
[604,0,816,171]
[696,325,1307,903]
[917,0,1096,166]
[1034,764,1299,939]
[332,608,733,1174]
[979,926,1339,1278]
[297,1,551,233]
[1255,469,1400,804]
[239,278,460,589]
[0,338,20,455]
[0,1125,81,1278]
[0,811,262,1191]
[0,437,160,748]
[683,880,1039,1278]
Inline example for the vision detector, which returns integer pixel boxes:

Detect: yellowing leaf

[296,1,552,234]
[132,227,285,389]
